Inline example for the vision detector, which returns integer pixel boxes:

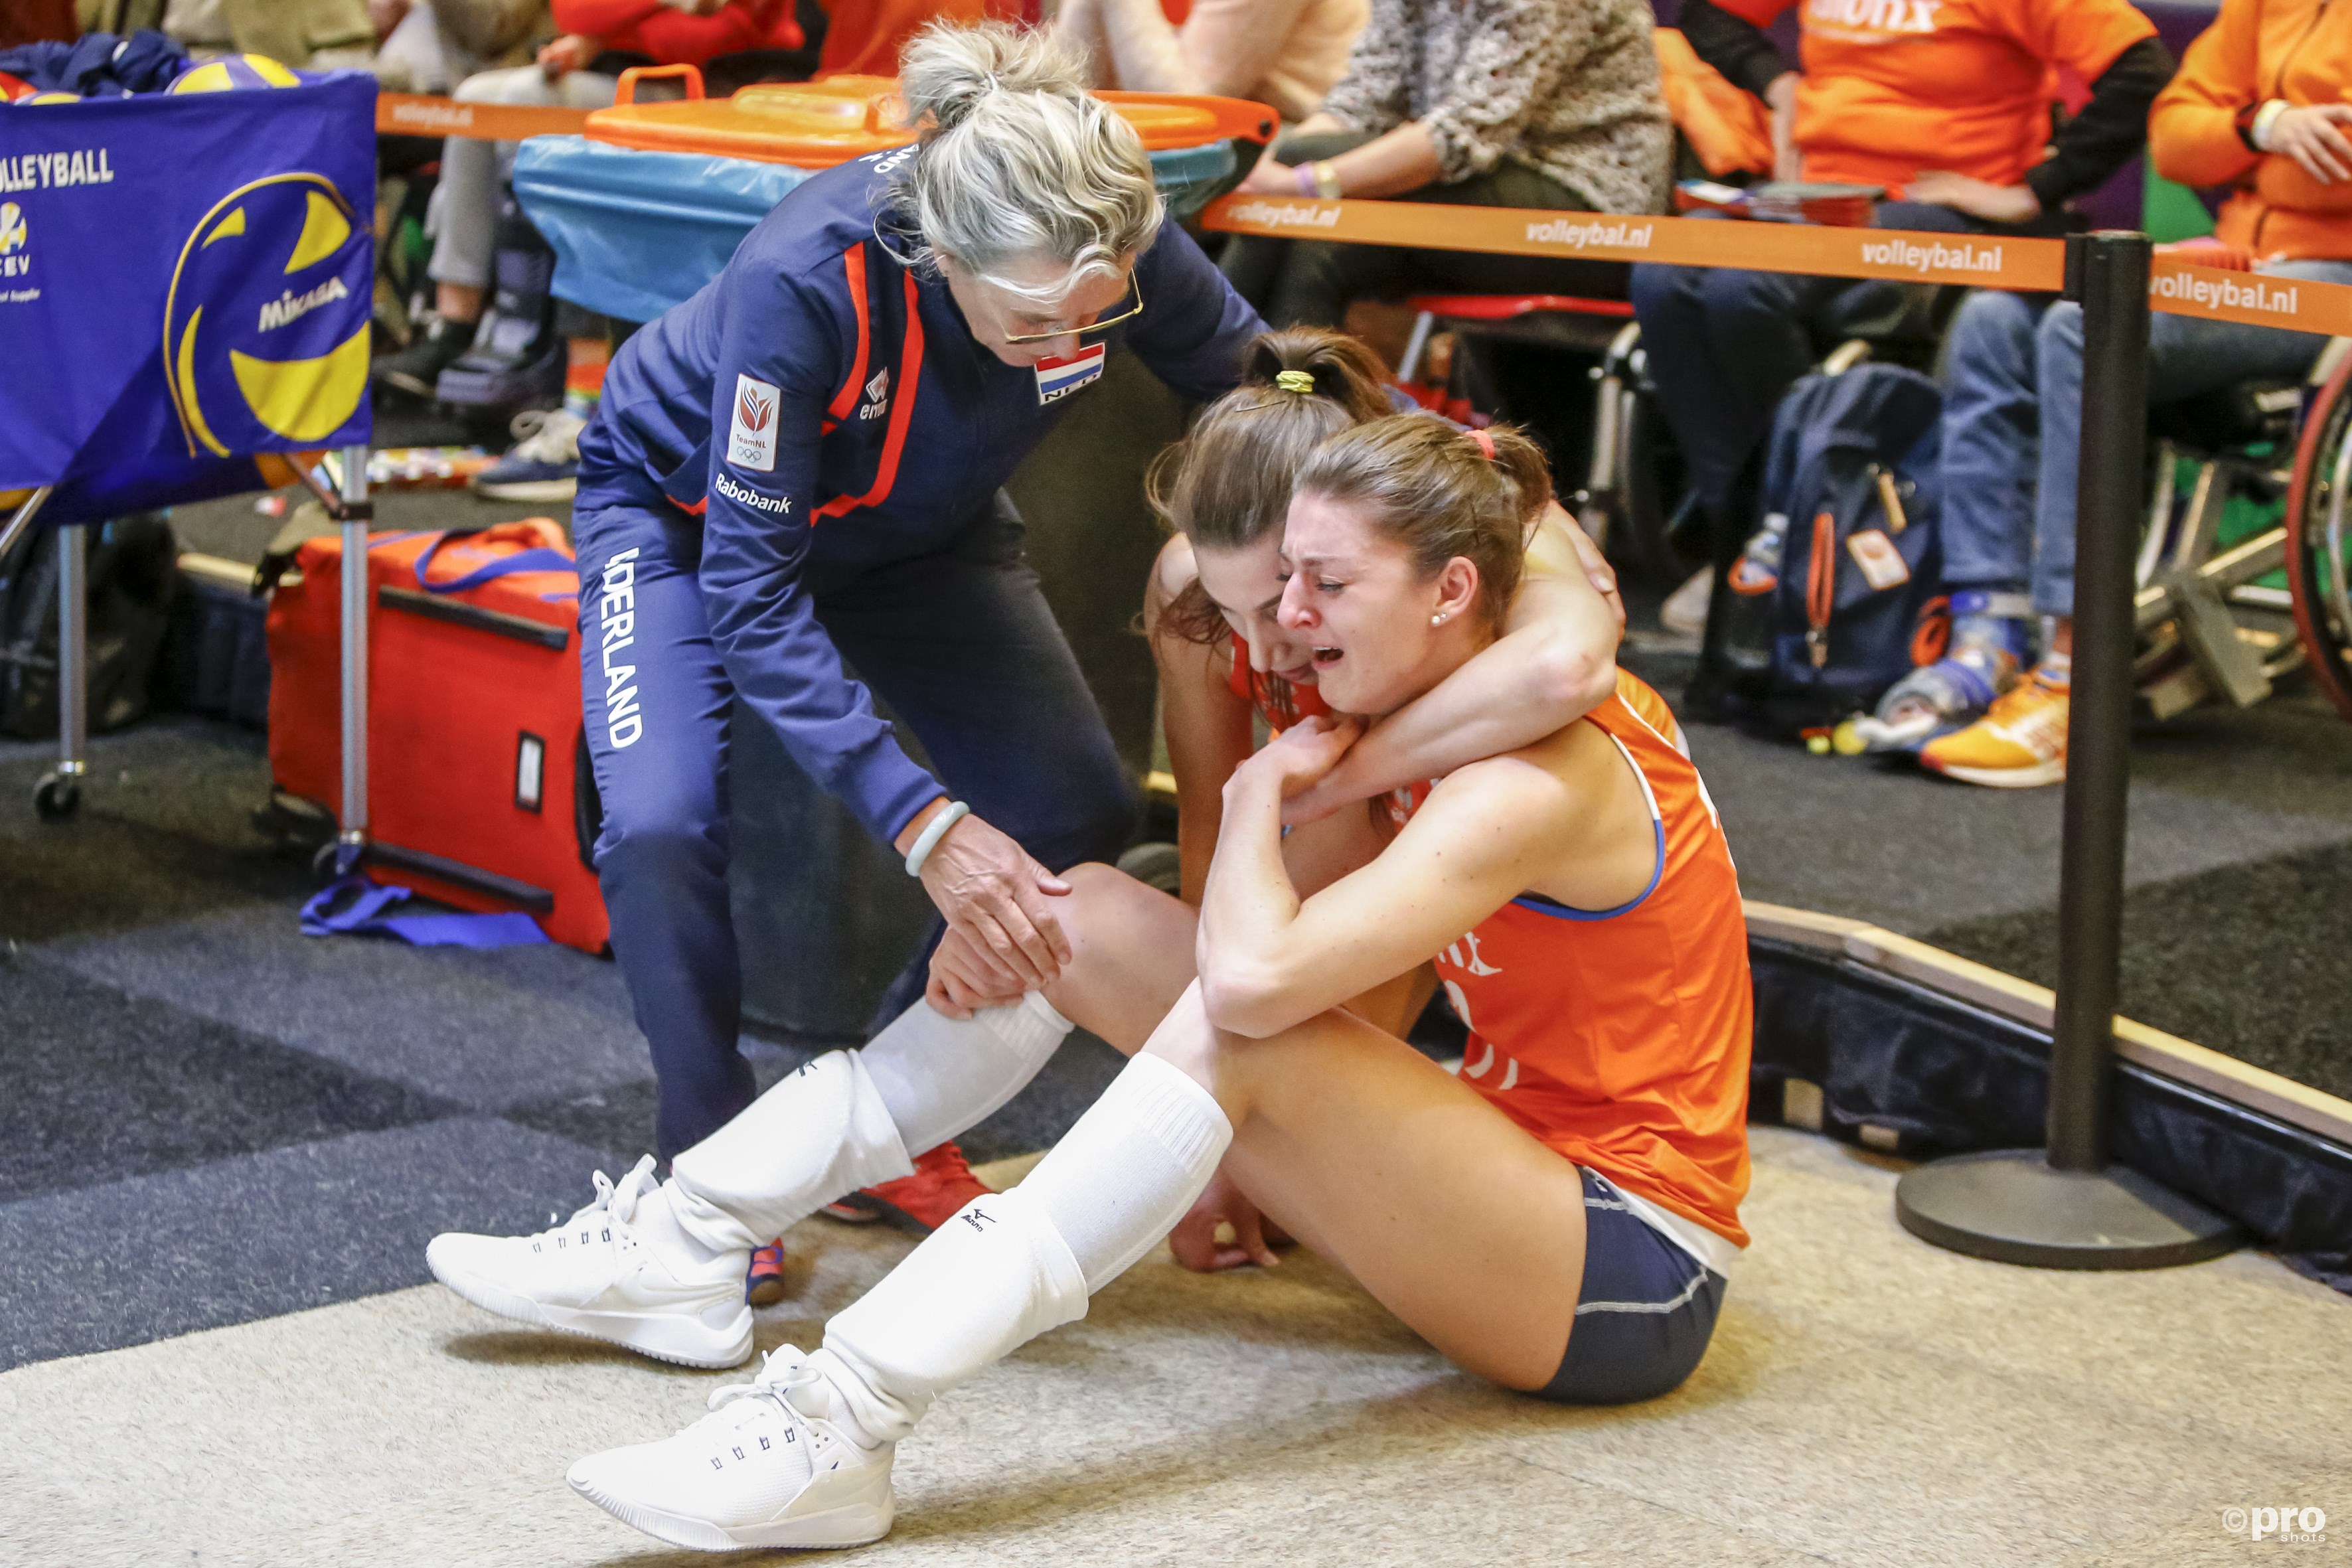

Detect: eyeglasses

[998,274,1144,345]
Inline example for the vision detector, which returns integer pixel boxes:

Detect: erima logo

[960,1207,996,1233]
[714,471,792,515]
[728,373,779,471]
[258,275,349,331]
[1806,0,1938,32]
[0,202,25,280]
[597,549,644,749]
[858,366,889,421]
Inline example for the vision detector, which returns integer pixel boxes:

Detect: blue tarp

[514,137,809,325]
[1,74,376,520]
[514,134,1235,323]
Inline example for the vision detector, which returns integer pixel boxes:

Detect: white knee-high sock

[1016,1052,1232,1291]
[814,1053,1232,1443]
[658,995,1075,1256]
[861,992,1073,1158]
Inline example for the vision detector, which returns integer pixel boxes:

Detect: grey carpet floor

[0,487,2346,1568]
[5,1132,2347,1568]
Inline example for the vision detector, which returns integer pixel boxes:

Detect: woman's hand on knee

[1168,1167,1283,1273]
[536,34,595,78]
[917,811,1075,990]
[925,928,1030,1019]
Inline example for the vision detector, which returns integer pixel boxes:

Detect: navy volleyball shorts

[1537,1167,1728,1405]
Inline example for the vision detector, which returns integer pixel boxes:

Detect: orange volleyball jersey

[1717,0,2153,193]
[1389,674,1753,1246]
[1227,632,1332,730]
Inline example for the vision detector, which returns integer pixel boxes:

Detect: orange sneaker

[821,1140,992,1232]
[744,1239,789,1307]
[1919,672,2069,788]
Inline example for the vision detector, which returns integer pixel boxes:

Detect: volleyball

[164,174,372,454]
[169,54,303,94]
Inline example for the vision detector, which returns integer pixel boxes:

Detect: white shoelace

[707,1344,826,1419]
[544,1152,658,1235]
[504,406,586,467]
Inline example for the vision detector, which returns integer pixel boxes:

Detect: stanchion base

[1895,1149,2242,1270]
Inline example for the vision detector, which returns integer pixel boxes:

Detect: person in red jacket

[373,0,810,495]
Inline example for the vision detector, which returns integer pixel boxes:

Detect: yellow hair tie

[1273,369,1316,395]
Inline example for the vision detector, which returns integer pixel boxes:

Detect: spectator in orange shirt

[1906,0,2352,787]
[1632,0,2171,715]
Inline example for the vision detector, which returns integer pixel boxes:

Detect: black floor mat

[0,951,455,1204]
[1928,840,2352,1103]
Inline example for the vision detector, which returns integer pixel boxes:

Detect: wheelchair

[2284,343,2352,718]
[2136,338,2352,718]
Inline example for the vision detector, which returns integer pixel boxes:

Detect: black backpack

[1718,364,1949,736]
[0,513,180,740]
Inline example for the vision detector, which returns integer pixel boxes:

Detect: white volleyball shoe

[425,1155,753,1369]
[568,1346,897,1551]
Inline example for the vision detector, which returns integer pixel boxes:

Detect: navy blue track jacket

[582,147,1264,846]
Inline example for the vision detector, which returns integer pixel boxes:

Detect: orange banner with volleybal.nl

[376,93,591,142]
[1200,193,2352,338]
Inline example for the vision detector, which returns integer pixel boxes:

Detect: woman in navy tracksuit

[570,23,1264,1168]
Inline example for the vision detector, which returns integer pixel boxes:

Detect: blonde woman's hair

[894,21,1162,306]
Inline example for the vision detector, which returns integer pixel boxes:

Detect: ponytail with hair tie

[1273,370,1316,395]
[1466,428,1496,460]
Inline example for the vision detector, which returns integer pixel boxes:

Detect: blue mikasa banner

[0,74,375,519]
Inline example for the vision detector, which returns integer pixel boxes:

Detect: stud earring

[1431,613,1445,625]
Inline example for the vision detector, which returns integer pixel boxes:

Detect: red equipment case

[266,521,609,952]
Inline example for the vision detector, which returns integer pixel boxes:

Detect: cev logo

[0,202,27,279]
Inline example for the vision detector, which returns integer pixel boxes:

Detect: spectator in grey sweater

[1221,0,1670,327]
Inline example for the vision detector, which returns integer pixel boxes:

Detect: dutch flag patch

[1034,344,1106,406]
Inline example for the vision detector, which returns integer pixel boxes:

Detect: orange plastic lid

[582,68,1273,168]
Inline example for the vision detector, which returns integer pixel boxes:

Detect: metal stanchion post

[34,520,87,821]
[1893,232,2240,1268]
[0,485,52,567]
[332,443,373,874]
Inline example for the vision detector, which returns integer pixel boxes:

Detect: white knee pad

[823,1184,1088,1408]
[668,1051,915,1252]
[858,993,1073,1159]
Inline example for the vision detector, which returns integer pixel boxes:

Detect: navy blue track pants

[573,489,1137,1160]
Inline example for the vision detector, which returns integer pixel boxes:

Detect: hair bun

[900,21,1087,140]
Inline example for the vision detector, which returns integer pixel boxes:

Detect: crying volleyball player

[433,413,1752,1551]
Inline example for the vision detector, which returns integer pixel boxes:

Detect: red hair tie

[1468,428,1495,460]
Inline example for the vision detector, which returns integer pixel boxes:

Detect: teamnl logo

[2222,1504,2327,1544]
[1859,238,2004,275]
